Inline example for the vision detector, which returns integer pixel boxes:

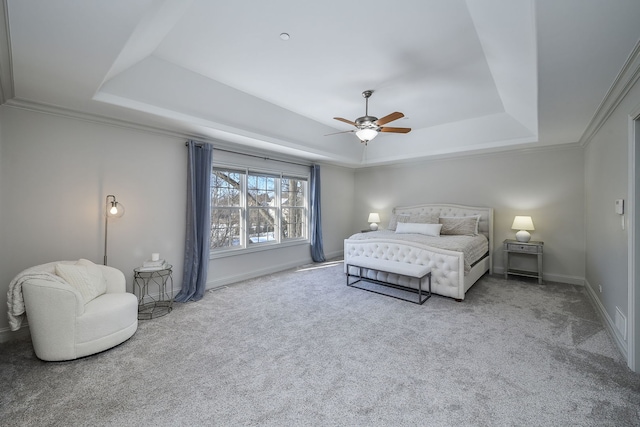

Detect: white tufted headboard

[392,203,494,254]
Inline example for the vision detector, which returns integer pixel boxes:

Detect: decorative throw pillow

[439,216,480,236]
[396,222,442,236]
[410,213,439,224]
[55,259,107,304]
[387,214,410,231]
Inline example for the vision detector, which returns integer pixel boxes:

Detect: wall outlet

[599,284,602,293]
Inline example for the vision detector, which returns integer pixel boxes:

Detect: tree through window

[210,167,308,252]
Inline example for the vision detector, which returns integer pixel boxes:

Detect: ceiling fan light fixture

[330,90,410,143]
[356,128,378,142]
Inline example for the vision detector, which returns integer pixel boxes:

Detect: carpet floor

[1,259,639,426]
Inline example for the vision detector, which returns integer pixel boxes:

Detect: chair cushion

[76,292,138,345]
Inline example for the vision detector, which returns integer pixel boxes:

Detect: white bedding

[347,230,488,274]
[344,203,494,300]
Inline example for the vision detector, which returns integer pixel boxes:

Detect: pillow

[395,222,443,237]
[409,213,439,224]
[55,259,107,304]
[439,216,480,236]
[387,214,410,231]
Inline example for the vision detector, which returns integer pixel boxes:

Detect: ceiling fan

[329,90,411,143]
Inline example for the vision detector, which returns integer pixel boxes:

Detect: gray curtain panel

[310,164,326,262]
[175,140,212,302]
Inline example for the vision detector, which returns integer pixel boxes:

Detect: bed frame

[343,203,494,301]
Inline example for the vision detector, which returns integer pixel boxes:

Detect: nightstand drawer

[507,243,540,253]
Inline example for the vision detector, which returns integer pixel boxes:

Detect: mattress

[347,230,489,274]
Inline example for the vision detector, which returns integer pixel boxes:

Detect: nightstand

[503,239,543,284]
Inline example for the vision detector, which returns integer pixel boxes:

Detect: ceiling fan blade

[324,129,355,136]
[333,117,357,126]
[376,112,404,126]
[380,126,411,134]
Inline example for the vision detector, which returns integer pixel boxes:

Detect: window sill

[209,239,309,260]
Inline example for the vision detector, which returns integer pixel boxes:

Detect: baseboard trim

[584,279,628,359]
[493,266,584,285]
[324,249,344,260]
[0,323,30,344]
[543,273,585,286]
[204,250,344,290]
[205,258,313,289]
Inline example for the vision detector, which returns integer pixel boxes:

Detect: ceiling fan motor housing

[355,116,379,129]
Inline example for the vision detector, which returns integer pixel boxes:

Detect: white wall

[0,106,353,336]
[353,146,586,283]
[0,106,188,335]
[584,79,640,356]
[317,163,355,259]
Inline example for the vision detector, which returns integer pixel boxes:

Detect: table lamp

[368,213,381,231]
[511,216,534,243]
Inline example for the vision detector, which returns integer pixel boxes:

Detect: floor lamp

[104,195,125,265]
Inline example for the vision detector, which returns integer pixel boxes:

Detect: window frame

[210,164,310,259]
[210,168,245,251]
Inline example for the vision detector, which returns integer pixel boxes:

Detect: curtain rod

[185,141,311,167]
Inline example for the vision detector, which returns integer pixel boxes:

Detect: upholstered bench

[346,256,431,304]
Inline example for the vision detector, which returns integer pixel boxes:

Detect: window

[211,169,242,249]
[281,177,306,240]
[247,173,277,244]
[211,166,308,254]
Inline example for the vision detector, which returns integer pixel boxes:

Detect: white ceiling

[3,0,640,167]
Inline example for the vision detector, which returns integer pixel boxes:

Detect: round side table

[133,265,173,319]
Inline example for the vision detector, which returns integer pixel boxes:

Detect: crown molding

[3,97,316,166]
[4,97,196,140]
[5,98,585,171]
[580,39,640,147]
[357,140,583,171]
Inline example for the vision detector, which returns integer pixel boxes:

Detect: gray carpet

[1,259,639,426]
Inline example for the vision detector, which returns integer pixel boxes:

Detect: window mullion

[241,170,247,248]
[276,176,282,244]
[305,179,309,240]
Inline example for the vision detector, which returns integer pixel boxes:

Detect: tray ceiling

[4,0,640,166]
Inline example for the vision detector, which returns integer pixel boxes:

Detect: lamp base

[515,230,531,243]
[369,223,379,231]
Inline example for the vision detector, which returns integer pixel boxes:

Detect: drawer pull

[507,244,539,253]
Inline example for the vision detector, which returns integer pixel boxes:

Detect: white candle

[151,253,160,261]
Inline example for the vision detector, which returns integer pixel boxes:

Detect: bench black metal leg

[346,264,431,305]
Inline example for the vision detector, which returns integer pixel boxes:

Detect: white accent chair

[21,261,138,361]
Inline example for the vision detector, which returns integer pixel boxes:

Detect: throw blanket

[7,263,67,331]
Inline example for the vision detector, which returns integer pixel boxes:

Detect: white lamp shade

[512,216,534,242]
[367,213,381,223]
[356,128,378,142]
[511,216,534,231]
[368,212,380,231]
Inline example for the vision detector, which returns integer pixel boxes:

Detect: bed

[344,203,494,301]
